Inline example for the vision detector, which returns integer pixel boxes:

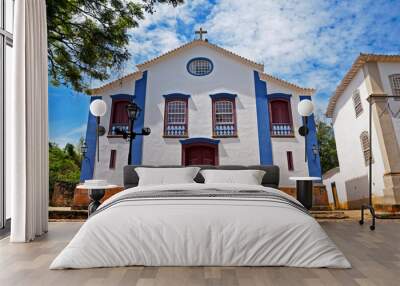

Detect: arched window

[109,100,131,135]
[212,99,237,137]
[360,131,373,166]
[164,99,188,137]
[269,99,293,137]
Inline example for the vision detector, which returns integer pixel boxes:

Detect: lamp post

[79,141,88,183]
[89,99,107,162]
[123,102,151,165]
[297,99,314,162]
[80,141,88,158]
[312,144,320,161]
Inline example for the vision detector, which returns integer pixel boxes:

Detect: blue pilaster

[131,71,148,165]
[254,71,273,165]
[299,96,322,178]
[80,96,101,181]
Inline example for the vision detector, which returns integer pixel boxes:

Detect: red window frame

[212,98,237,138]
[163,98,189,138]
[269,99,294,137]
[109,150,117,169]
[108,99,131,137]
[287,151,294,171]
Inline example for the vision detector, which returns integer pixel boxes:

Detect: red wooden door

[183,145,218,166]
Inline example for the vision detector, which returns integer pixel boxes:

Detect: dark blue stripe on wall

[163,93,191,100]
[80,96,101,181]
[254,71,273,165]
[299,96,322,178]
[131,71,148,165]
[268,93,292,100]
[209,93,237,100]
[111,94,134,101]
[180,137,220,145]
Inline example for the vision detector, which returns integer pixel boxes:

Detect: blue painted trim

[80,96,101,181]
[180,137,220,145]
[254,71,273,165]
[163,93,191,100]
[111,94,134,101]
[131,71,148,165]
[268,93,292,100]
[209,93,237,100]
[187,57,214,76]
[300,95,322,178]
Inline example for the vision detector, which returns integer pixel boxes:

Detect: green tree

[49,142,81,199]
[47,0,184,93]
[316,120,339,174]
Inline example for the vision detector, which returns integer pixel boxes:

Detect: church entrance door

[182,143,218,166]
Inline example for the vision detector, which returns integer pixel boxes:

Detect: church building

[80,33,321,189]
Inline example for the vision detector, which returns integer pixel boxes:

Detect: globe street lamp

[89,99,107,162]
[297,99,314,162]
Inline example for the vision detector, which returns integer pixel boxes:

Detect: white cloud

[202,0,399,109]
[94,0,399,111]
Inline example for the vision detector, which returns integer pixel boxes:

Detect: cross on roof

[195,27,207,40]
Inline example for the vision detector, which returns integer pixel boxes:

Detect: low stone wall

[51,182,77,207]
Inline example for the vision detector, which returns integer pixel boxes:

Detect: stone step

[310,211,348,219]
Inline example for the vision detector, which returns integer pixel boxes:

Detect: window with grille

[269,99,294,137]
[109,100,130,135]
[389,74,400,97]
[213,99,237,137]
[360,131,373,166]
[164,100,188,137]
[352,89,363,117]
[187,58,213,76]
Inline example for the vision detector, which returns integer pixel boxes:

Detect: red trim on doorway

[181,143,219,166]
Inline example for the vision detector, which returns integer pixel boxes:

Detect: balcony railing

[214,124,236,137]
[165,124,187,137]
[109,124,129,136]
[271,123,294,137]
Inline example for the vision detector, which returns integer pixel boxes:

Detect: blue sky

[49,0,400,147]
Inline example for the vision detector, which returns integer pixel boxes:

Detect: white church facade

[324,54,400,211]
[80,38,321,188]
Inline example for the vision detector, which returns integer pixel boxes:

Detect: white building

[81,38,322,188]
[324,54,400,211]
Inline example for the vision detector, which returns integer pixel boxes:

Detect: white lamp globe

[90,99,107,117]
[297,99,314,117]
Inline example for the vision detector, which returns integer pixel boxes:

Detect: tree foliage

[316,120,339,174]
[47,0,183,93]
[49,142,82,198]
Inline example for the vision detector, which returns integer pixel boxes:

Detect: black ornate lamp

[312,144,320,160]
[126,102,141,121]
[80,141,88,157]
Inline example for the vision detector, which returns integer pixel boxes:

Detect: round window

[187,58,213,76]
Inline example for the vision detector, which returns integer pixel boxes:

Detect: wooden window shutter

[352,89,363,117]
[389,74,400,97]
[360,131,373,166]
